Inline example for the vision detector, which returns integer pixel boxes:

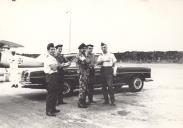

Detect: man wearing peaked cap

[97,42,117,106]
[101,42,106,46]
[86,44,94,47]
[55,44,63,49]
[55,44,71,105]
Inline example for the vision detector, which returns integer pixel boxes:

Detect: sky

[0,0,183,54]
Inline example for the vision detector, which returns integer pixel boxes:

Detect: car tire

[129,76,144,92]
[63,81,73,95]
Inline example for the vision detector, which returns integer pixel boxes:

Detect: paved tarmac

[0,64,183,128]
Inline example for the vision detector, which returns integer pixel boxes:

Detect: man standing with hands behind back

[97,42,117,106]
[85,44,96,104]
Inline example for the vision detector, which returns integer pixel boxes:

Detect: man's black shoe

[78,103,88,108]
[11,84,15,88]
[46,112,56,116]
[103,101,109,105]
[86,102,91,105]
[91,101,97,103]
[15,84,18,88]
[86,101,96,105]
[57,101,67,106]
[53,109,60,113]
[111,103,116,106]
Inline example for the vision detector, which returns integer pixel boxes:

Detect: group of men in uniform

[44,42,117,116]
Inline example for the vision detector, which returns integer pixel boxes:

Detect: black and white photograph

[0,0,183,128]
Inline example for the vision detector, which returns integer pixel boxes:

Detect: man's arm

[49,64,59,71]
[112,54,117,76]
[96,55,110,65]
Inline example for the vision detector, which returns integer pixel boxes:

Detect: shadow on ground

[17,87,132,101]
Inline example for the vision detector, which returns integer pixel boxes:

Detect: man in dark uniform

[76,43,90,108]
[44,43,62,116]
[85,44,96,104]
[55,44,71,105]
[97,42,117,106]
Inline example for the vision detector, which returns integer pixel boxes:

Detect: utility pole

[66,11,72,53]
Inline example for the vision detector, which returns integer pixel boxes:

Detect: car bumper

[20,81,45,88]
[145,78,153,82]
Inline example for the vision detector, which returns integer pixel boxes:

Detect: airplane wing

[0,40,24,48]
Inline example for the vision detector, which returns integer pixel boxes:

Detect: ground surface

[0,64,183,128]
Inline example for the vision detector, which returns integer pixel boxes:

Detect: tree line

[19,51,183,63]
[114,51,183,63]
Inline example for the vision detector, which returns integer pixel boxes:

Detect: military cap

[86,44,94,47]
[78,43,86,49]
[101,42,106,46]
[55,44,63,49]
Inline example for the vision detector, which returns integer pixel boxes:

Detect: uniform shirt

[55,54,68,64]
[55,54,68,75]
[44,53,58,74]
[76,52,90,75]
[86,52,95,68]
[97,52,117,67]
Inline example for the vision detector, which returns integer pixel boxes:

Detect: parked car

[20,54,152,95]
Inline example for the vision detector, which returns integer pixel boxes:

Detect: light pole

[66,11,72,53]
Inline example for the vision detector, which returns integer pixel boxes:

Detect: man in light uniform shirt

[97,42,117,106]
[44,43,63,116]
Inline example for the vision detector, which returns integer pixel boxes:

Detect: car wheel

[63,81,73,95]
[129,77,144,92]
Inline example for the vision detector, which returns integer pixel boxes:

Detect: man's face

[79,47,86,54]
[87,46,93,53]
[56,47,62,55]
[48,47,55,56]
[101,45,107,53]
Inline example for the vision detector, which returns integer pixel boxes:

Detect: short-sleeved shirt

[44,53,58,74]
[86,53,95,68]
[97,52,117,67]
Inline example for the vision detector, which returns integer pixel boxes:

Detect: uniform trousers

[78,73,88,105]
[101,67,115,104]
[57,72,64,103]
[46,73,60,113]
[87,68,95,102]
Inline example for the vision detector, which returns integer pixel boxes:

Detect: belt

[101,66,113,68]
[46,72,58,75]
